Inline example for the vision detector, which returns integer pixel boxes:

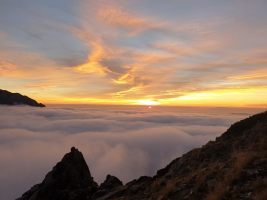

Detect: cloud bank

[0,105,263,200]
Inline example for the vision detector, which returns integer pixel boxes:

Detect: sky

[0,105,263,199]
[0,0,267,106]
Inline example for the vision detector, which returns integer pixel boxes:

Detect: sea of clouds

[0,105,263,200]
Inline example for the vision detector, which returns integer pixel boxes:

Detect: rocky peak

[17,147,98,200]
[100,175,123,190]
[42,146,96,189]
[92,175,123,199]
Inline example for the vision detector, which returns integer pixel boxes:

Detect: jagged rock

[92,175,123,199]
[0,89,45,107]
[99,175,123,191]
[17,147,98,200]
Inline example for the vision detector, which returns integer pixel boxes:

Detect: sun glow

[157,87,267,107]
[34,86,267,108]
[133,99,160,106]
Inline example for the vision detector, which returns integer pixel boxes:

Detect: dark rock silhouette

[17,147,98,200]
[99,175,123,191]
[17,111,267,200]
[92,175,123,199]
[0,89,45,107]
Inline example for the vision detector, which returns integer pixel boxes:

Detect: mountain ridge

[0,89,45,107]
[17,111,267,200]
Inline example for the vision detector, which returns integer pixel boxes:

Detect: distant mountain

[0,89,45,107]
[17,111,267,200]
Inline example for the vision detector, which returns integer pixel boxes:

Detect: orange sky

[0,0,267,107]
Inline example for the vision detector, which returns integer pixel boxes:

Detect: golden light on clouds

[158,87,267,107]
[75,42,106,75]
[98,5,147,30]
[113,69,135,85]
[1,0,267,108]
[228,70,267,80]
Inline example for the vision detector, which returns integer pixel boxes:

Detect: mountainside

[0,89,45,107]
[17,111,267,200]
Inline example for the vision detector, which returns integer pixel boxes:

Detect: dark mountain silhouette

[0,89,45,107]
[17,111,267,200]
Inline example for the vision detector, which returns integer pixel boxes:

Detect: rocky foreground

[0,89,45,107]
[17,111,267,200]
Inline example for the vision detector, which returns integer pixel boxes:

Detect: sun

[135,99,160,106]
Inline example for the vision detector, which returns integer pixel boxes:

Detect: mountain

[0,89,45,107]
[17,111,267,200]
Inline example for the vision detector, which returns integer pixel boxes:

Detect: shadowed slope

[99,111,267,200]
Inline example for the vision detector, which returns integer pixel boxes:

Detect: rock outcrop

[17,111,267,200]
[17,147,98,200]
[92,175,123,199]
[0,89,45,107]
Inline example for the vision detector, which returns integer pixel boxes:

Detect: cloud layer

[0,105,263,200]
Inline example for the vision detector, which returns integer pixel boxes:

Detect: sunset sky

[0,0,267,106]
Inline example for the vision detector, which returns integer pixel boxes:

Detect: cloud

[0,105,262,200]
[95,4,174,37]
[97,5,150,34]
[0,60,17,76]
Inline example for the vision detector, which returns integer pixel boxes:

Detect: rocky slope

[17,111,267,200]
[0,89,45,107]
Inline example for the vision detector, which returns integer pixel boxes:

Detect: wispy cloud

[97,5,151,34]
[0,60,17,76]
